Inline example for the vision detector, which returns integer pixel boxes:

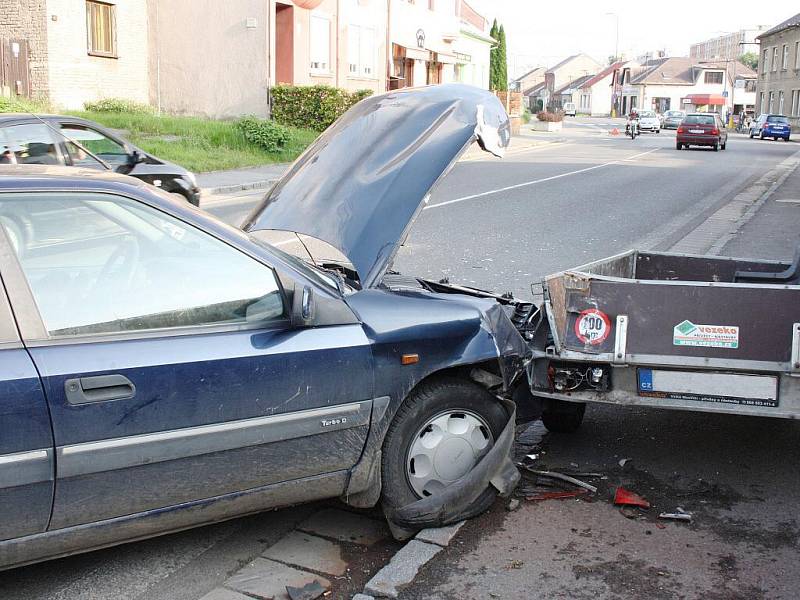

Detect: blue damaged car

[0,85,533,570]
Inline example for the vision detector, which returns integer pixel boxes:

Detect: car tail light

[711,128,719,135]
[677,127,684,134]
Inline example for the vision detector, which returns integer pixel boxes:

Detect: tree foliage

[489,19,508,91]
[739,52,758,71]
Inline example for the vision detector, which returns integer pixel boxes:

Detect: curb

[201,177,280,197]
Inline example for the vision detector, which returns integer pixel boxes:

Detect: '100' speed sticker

[575,309,611,345]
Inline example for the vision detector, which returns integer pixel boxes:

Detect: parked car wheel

[749,130,755,138]
[541,399,586,433]
[760,131,766,140]
[380,377,508,529]
[656,129,661,134]
[713,143,719,151]
[676,142,682,150]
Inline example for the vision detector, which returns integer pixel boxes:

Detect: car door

[0,260,54,541]
[59,122,131,170]
[0,189,375,531]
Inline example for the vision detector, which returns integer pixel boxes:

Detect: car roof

[0,164,151,192]
[0,114,105,127]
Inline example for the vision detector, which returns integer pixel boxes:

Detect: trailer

[525,248,800,432]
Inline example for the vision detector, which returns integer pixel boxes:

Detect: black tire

[381,377,508,528]
[656,129,660,134]
[676,142,682,150]
[541,399,586,433]
[760,131,765,140]
[713,143,719,151]
[749,131,754,139]
[721,141,726,150]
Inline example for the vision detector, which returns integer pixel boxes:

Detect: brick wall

[0,0,49,98]
[46,0,149,109]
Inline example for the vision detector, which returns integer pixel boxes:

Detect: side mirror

[115,150,145,174]
[291,285,315,327]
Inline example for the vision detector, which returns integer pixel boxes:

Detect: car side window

[61,125,129,168]
[4,124,63,165]
[0,192,285,338]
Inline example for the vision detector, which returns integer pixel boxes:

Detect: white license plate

[638,369,778,407]
[689,129,705,134]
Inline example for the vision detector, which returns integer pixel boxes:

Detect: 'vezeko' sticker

[673,320,739,348]
[575,309,611,345]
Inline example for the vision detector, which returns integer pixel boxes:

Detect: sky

[467,0,798,78]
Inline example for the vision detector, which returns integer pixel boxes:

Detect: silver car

[638,110,661,133]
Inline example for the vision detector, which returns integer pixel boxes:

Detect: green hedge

[235,115,291,152]
[271,85,373,131]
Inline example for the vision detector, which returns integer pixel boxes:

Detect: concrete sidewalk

[197,131,562,197]
[720,150,800,261]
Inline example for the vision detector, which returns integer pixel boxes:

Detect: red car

[676,113,728,151]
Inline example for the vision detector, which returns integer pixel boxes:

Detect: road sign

[722,91,729,98]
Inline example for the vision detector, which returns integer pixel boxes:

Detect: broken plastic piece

[524,468,598,493]
[286,580,327,600]
[613,487,650,508]
[658,507,692,522]
[526,489,589,502]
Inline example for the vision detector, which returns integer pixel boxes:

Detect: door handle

[64,375,136,405]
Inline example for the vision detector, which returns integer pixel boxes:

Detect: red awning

[684,94,726,106]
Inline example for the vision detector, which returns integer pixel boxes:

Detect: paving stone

[297,508,389,546]
[414,521,466,547]
[197,589,252,600]
[224,557,330,600]
[363,540,442,598]
[262,531,348,576]
[352,595,376,600]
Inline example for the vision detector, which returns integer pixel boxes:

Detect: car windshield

[684,115,715,125]
[640,111,656,118]
[767,116,789,124]
[666,111,684,117]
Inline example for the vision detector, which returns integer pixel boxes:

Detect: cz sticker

[575,309,611,345]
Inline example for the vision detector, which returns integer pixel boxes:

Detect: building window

[795,42,799,69]
[704,71,723,84]
[86,1,116,58]
[762,49,769,73]
[348,25,375,78]
[309,14,330,72]
[772,47,778,71]
[791,90,799,117]
[759,92,765,114]
[768,91,774,113]
[782,44,789,69]
[778,91,784,114]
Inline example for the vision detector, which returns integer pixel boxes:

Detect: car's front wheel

[381,377,508,531]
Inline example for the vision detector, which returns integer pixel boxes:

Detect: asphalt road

[2,122,798,599]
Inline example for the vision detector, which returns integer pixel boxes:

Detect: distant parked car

[637,110,660,133]
[0,115,200,205]
[676,113,727,151]
[749,114,791,141]
[662,110,686,129]
[563,102,577,117]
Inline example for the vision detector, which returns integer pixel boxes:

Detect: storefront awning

[684,94,726,106]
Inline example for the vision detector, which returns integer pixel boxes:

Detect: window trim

[703,70,724,85]
[309,12,332,74]
[86,0,118,59]
[0,190,292,344]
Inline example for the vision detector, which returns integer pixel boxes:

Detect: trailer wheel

[541,399,586,433]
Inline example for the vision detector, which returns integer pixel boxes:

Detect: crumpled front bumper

[387,397,520,530]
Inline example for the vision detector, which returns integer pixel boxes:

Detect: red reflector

[711,129,719,135]
[401,353,419,365]
[677,127,684,134]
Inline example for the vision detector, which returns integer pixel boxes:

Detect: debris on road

[613,487,651,509]
[286,580,327,600]
[505,559,524,570]
[659,507,693,522]
[507,498,521,511]
[526,489,590,502]
[522,468,598,493]
[618,458,630,467]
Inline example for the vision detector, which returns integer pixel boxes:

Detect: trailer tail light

[677,127,684,134]
[711,128,719,135]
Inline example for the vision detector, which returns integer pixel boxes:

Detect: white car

[563,102,576,117]
[637,110,661,133]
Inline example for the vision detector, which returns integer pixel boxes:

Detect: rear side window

[0,192,285,337]
[3,124,63,165]
[61,125,129,168]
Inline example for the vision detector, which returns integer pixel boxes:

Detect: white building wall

[46,0,149,109]
[452,30,491,89]
[587,75,614,116]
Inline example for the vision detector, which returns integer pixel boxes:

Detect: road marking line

[459,141,569,162]
[425,147,659,210]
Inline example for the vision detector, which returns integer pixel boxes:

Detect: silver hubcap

[406,410,494,498]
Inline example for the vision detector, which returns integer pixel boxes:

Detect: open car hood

[242,84,510,288]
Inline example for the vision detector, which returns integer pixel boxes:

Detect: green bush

[521,108,532,124]
[271,85,373,131]
[235,115,291,152]
[83,98,153,114]
[0,95,49,113]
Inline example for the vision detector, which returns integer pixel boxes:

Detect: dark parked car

[749,114,791,141]
[0,114,200,205]
[661,110,686,129]
[0,85,531,570]
[676,113,728,151]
